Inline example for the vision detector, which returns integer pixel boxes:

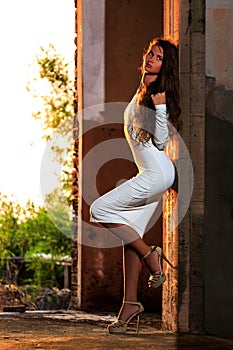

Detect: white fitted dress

[90,94,175,237]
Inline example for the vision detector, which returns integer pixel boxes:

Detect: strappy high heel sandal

[107,301,144,335]
[142,246,177,289]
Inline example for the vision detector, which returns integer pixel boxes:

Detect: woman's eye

[148,50,153,57]
[156,56,163,61]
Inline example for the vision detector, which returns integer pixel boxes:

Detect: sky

[0,0,75,206]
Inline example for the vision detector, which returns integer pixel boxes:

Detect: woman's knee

[90,198,102,220]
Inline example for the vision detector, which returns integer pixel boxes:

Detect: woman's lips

[146,63,152,68]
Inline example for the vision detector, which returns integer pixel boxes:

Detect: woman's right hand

[151,92,166,106]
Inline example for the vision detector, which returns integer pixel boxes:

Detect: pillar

[163,0,206,333]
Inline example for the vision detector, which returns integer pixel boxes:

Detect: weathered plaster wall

[82,0,105,108]
[206,0,233,89]
[173,0,206,334]
[205,0,233,339]
[105,0,163,102]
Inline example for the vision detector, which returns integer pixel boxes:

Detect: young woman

[90,37,181,334]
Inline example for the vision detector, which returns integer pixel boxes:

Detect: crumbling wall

[205,0,233,339]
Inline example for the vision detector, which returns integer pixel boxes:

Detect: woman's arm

[151,92,169,150]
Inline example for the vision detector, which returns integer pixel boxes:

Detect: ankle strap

[123,301,141,306]
[142,246,156,260]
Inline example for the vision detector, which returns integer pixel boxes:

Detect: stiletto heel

[157,246,176,269]
[107,301,144,335]
[135,314,140,334]
[142,246,177,289]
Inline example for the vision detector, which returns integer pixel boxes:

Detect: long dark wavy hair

[132,37,182,145]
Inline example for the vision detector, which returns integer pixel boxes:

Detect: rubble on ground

[0,284,71,311]
[0,284,36,311]
[35,287,71,310]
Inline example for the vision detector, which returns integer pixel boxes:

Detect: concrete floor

[0,311,232,350]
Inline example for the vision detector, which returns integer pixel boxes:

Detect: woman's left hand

[151,92,166,106]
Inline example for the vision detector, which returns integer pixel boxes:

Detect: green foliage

[27,44,74,205]
[5,44,76,289]
[27,44,74,141]
[44,187,72,239]
[0,193,71,288]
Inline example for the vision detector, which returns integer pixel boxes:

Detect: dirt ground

[0,311,233,350]
[0,317,109,350]
[0,310,161,350]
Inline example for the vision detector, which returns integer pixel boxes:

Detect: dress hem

[89,217,144,238]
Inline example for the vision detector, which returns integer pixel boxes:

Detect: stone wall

[205,0,233,339]
[162,0,206,334]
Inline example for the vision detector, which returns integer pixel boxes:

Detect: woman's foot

[142,247,161,287]
[108,301,144,334]
[142,246,176,289]
[117,301,141,322]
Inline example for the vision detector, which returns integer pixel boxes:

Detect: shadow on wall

[206,77,233,124]
[205,76,233,339]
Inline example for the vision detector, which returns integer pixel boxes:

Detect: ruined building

[71,0,233,339]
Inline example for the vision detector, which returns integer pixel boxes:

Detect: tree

[1,44,77,289]
[0,193,71,288]
[21,204,71,288]
[27,44,74,203]
[27,43,74,141]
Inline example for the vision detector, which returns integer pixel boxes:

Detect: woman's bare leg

[103,223,160,273]
[117,245,142,321]
[100,223,160,321]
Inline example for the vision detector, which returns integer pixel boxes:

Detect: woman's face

[143,44,164,75]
